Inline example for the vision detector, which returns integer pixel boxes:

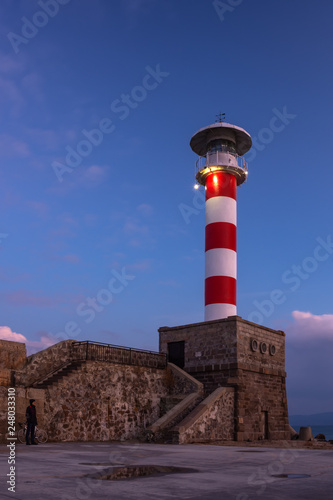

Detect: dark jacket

[26,405,37,425]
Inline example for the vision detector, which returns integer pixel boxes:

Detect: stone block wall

[43,361,181,442]
[0,359,198,443]
[236,370,288,441]
[0,340,192,443]
[159,316,289,441]
[159,319,238,373]
[0,340,26,387]
[15,340,74,387]
[174,387,235,444]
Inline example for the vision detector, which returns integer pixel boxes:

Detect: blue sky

[0,0,332,415]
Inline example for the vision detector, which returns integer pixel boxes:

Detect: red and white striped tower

[190,121,252,321]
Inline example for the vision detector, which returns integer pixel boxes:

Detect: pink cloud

[82,165,108,185]
[287,310,333,340]
[1,290,57,307]
[0,326,26,343]
[123,219,149,235]
[25,334,58,355]
[137,203,153,216]
[62,254,80,264]
[0,325,60,355]
[0,51,26,74]
[49,165,109,195]
[0,322,83,356]
[0,267,31,283]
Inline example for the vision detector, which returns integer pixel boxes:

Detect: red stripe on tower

[204,172,237,320]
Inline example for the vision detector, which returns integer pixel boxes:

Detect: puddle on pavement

[86,465,198,481]
[272,474,311,479]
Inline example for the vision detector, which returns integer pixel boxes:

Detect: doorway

[167,341,185,369]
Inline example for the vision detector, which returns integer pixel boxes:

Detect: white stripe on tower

[205,171,237,321]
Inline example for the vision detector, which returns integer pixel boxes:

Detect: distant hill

[289,412,333,426]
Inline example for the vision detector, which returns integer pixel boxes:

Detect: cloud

[288,310,333,340]
[49,165,109,194]
[62,254,80,265]
[0,290,58,307]
[0,325,60,355]
[48,212,78,239]
[24,333,58,355]
[285,311,333,414]
[82,165,108,185]
[0,51,26,74]
[123,219,149,236]
[136,203,153,216]
[123,215,155,248]
[0,326,26,343]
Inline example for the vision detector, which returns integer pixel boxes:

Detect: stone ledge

[168,363,204,394]
[158,316,285,336]
[173,387,234,433]
[186,363,286,378]
[148,392,200,434]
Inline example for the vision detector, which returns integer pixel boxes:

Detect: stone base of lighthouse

[159,316,289,441]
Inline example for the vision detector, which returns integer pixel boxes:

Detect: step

[33,361,84,388]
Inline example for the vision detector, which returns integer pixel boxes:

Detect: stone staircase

[170,387,235,444]
[31,360,85,388]
[159,394,187,414]
[148,391,204,443]
[145,362,205,443]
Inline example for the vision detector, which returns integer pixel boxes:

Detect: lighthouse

[190,120,252,321]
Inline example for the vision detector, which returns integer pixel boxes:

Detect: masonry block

[159,316,289,441]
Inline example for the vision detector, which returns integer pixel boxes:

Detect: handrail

[71,341,167,368]
[71,340,164,356]
[195,150,248,175]
[30,342,167,387]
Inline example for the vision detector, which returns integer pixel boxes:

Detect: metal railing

[71,341,167,369]
[195,150,248,177]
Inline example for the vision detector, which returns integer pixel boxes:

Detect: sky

[0,0,332,416]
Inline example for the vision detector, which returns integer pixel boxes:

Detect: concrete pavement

[1,441,333,499]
